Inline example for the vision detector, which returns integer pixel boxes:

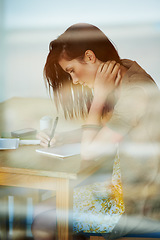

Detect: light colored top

[107,59,159,141]
[107,59,160,219]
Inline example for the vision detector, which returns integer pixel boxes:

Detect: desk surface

[0,144,112,182]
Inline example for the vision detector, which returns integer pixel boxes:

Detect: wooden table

[0,97,113,239]
[0,144,110,240]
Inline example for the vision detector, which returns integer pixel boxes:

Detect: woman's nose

[72,77,79,85]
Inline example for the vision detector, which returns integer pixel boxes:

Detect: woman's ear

[84,50,96,63]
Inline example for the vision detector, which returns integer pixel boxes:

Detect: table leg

[56,178,73,240]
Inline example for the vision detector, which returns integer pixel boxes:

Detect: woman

[34,23,160,239]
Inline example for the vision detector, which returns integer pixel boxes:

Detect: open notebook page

[36,143,81,158]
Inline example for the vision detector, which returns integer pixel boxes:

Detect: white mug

[40,116,53,131]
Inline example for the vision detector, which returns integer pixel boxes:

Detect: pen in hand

[48,116,59,147]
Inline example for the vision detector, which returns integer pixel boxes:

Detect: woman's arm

[81,61,122,160]
[81,86,148,160]
[81,96,122,160]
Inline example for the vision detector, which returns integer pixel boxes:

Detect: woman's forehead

[59,58,78,70]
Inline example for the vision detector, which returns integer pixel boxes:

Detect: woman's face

[59,56,100,89]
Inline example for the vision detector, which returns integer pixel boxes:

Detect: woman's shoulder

[121,59,153,80]
[121,59,158,95]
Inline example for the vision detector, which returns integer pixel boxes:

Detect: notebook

[36,143,81,158]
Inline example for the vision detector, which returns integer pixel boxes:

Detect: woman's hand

[93,61,121,103]
[37,128,82,148]
[36,130,63,148]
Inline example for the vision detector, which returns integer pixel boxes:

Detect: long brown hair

[44,23,121,119]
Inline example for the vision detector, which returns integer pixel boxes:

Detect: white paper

[36,143,81,158]
[20,139,40,145]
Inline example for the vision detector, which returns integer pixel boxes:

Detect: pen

[48,116,59,147]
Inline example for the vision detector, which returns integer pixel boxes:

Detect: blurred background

[0,1,160,239]
[0,0,160,102]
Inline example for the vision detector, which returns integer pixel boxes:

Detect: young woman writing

[34,23,160,239]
